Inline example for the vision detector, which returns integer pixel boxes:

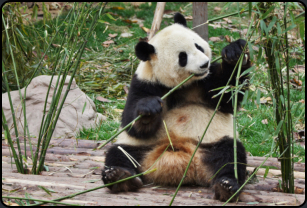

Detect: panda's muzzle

[193,69,209,77]
[200,61,209,69]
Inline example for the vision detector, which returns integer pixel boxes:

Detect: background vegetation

[2,2,305,168]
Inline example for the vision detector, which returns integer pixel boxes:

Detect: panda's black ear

[174,13,187,27]
[135,41,155,61]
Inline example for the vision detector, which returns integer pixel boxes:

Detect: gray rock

[2,75,106,139]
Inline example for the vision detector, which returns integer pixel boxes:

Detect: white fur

[117,22,235,146]
[136,24,212,88]
[116,105,234,146]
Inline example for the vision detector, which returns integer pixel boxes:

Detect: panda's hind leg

[101,144,152,192]
[202,136,247,202]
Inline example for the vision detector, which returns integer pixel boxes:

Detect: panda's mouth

[191,69,209,77]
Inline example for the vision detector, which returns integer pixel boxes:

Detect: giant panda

[101,13,251,202]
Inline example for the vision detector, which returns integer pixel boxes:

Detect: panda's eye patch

[195,43,204,53]
[179,52,187,67]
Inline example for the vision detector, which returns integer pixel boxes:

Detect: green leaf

[299,22,305,45]
[38,185,53,196]
[260,20,268,36]
[277,22,281,35]
[248,2,252,18]
[15,27,25,39]
[240,65,255,78]
[267,16,277,32]
[82,101,87,114]
[256,89,261,105]
[32,4,38,20]
[274,120,284,135]
[98,19,106,24]
[282,24,296,34]
[264,166,270,180]
[106,13,116,21]
[212,86,230,98]
[15,199,25,206]
[260,5,275,19]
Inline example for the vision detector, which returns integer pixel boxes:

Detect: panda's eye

[179,52,187,67]
[195,43,204,53]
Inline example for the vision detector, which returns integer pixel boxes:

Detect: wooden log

[148,2,166,40]
[247,167,305,179]
[247,156,305,172]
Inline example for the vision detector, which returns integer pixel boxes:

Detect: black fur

[122,39,251,138]
[135,41,155,61]
[195,43,204,53]
[201,136,247,201]
[102,144,153,192]
[121,75,168,139]
[179,52,188,67]
[102,14,251,201]
[174,12,187,27]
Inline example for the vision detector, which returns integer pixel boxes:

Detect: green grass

[25,2,305,161]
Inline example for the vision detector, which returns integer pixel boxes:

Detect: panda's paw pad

[102,166,129,184]
[101,166,143,192]
[214,177,240,202]
[220,178,237,193]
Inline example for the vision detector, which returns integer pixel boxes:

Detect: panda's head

[135,13,212,88]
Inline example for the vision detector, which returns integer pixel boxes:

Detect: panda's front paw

[135,96,163,117]
[102,166,143,192]
[213,177,241,202]
[222,39,249,66]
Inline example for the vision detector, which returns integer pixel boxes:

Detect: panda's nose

[200,61,209,69]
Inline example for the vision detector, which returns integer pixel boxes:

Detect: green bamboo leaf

[256,89,261,105]
[277,22,281,35]
[82,101,87,114]
[248,2,252,18]
[14,27,25,39]
[299,22,305,45]
[32,4,38,20]
[267,16,277,32]
[15,199,25,206]
[263,166,270,180]
[260,20,268,36]
[240,65,255,78]
[212,86,230,98]
[275,51,280,70]
[242,90,249,106]
[274,120,284,135]
[106,13,116,21]
[98,19,106,24]
[260,5,275,19]
[37,185,53,196]
[282,24,296,34]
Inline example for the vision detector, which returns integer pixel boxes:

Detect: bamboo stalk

[96,57,221,150]
[27,168,157,206]
[36,2,108,174]
[2,196,80,206]
[170,15,257,205]
[2,14,24,173]
[169,49,249,206]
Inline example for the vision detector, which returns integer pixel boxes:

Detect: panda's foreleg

[202,136,247,202]
[101,144,152,192]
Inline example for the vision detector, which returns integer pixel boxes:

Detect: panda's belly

[157,104,234,143]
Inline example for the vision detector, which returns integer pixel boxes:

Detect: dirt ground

[2,137,305,206]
